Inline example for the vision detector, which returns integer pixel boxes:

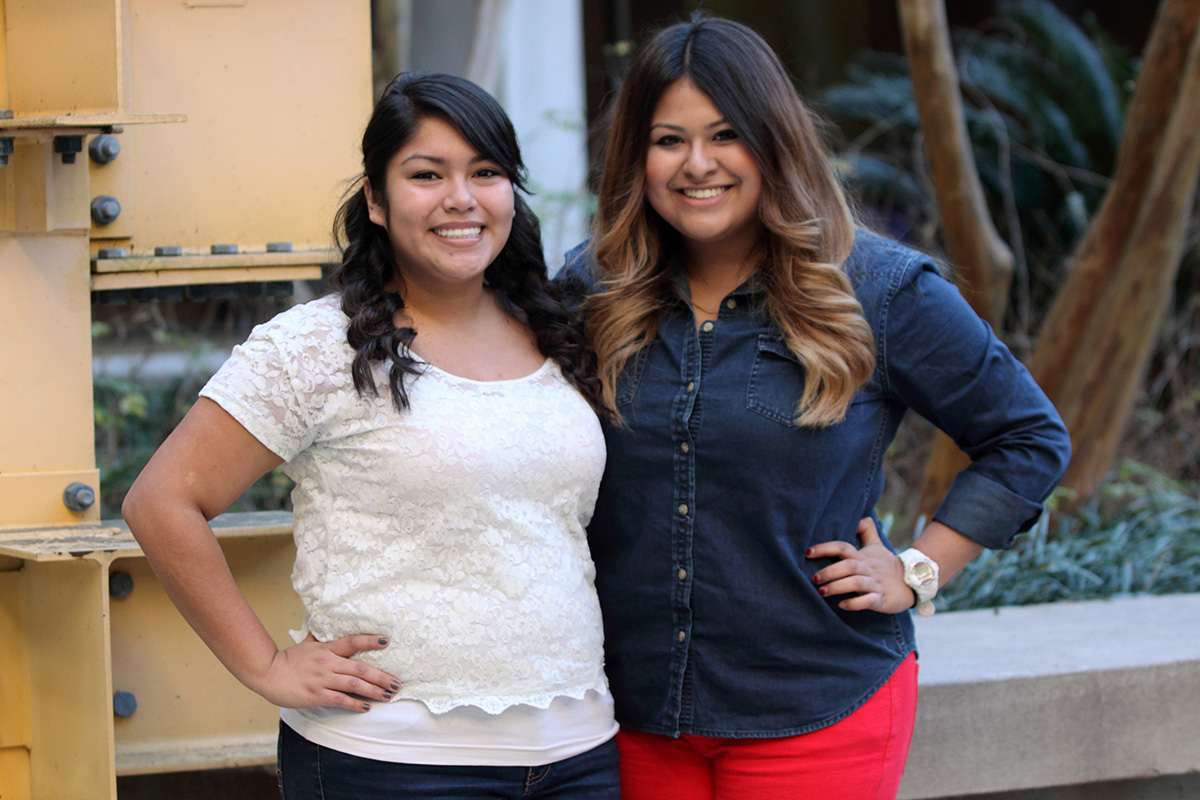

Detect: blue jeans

[277,721,621,799]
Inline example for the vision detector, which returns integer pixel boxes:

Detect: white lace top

[200,295,609,715]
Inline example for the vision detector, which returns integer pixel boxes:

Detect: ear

[364,177,387,228]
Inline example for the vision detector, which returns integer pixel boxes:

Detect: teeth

[681,187,726,199]
[436,227,481,239]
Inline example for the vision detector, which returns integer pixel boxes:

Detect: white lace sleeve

[199,303,342,461]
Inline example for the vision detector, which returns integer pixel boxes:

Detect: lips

[679,186,729,200]
[433,225,483,239]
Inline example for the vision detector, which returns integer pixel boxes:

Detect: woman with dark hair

[125,72,619,798]
[563,14,1071,800]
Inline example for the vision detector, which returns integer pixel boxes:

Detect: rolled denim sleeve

[880,259,1071,549]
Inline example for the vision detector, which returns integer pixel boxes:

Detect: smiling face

[366,115,515,294]
[643,78,764,260]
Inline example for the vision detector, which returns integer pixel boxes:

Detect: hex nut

[210,243,239,254]
[62,482,96,512]
[91,195,122,225]
[54,136,84,164]
[89,134,122,164]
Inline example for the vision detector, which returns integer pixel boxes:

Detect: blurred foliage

[825,0,1200,495]
[930,462,1200,611]
[92,302,296,521]
[818,0,1144,349]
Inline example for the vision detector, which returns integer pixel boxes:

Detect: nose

[683,141,717,180]
[443,175,477,212]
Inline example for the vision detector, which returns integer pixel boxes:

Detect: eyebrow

[649,119,730,132]
[400,154,492,165]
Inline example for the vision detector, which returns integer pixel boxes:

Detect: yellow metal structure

[0,2,372,797]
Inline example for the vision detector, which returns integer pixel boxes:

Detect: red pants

[615,653,918,800]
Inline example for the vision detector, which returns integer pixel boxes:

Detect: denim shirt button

[677,630,687,642]
[677,568,687,581]
[725,298,737,309]
[701,321,714,333]
[679,442,689,453]
[677,504,689,516]
[686,382,695,393]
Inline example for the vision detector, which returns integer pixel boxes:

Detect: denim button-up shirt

[561,230,1071,738]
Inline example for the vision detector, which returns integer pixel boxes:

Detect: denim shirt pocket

[747,336,808,426]
[748,335,883,426]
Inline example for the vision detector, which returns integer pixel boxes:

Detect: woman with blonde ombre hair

[562,14,1071,800]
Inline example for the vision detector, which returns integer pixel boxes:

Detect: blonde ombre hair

[584,14,875,426]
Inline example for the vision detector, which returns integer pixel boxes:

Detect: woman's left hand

[807,518,914,614]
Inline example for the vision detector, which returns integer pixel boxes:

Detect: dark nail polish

[378,637,388,646]
[383,692,393,700]
[390,681,400,691]
[361,703,371,711]
[818,587,827,596]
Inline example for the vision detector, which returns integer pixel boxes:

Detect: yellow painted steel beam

[23,557,117,800]
[111,535,302,775]
[91,265,323,291]
[0,114,185,130]
[0,236,97,523]
[0,470,103,528]
[0,572,33,749]
[123,0,369,254]
[0,748,32,800]
[3,0,124,116]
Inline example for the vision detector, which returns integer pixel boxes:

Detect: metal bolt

[210,243,238,254]
[0,137,13,167]
[113,691,138,718]
[54,136,84,164]
[266,241,293,252]
[89,134,121,164]
[91,195,122,225]
[63,482,96,512]
[109,571,135,599]
[97,247,127,259]
[154,245,183,256]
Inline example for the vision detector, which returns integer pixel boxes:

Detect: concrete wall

[900,594,1200,799]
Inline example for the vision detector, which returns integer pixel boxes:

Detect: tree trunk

[1030,1,1200,497]
[897,0,1016,520]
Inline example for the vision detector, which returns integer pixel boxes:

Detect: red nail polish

[818,587,827,596]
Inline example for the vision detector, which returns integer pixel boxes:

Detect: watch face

[911,561,936,585]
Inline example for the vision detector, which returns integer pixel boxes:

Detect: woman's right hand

[251,633,402,711]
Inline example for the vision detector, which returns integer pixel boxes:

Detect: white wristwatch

[898,548,939,616]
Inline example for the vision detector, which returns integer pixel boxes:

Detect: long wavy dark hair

[330,72,599,413]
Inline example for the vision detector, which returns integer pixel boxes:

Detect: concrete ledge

[899,594,1200,799]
